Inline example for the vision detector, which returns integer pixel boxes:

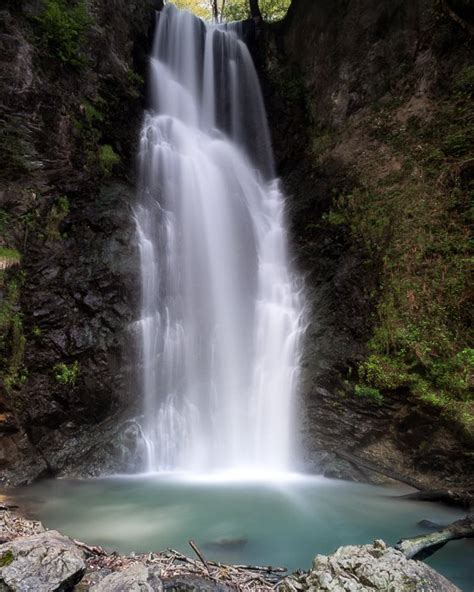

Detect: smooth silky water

[135,3,304,472]
[13,7,473,592]
[12,476,473,590]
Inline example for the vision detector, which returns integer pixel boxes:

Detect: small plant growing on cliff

[34,0,91,68]
[53,361,79,386]
[46,196,69,240]
[0,247,21,268]
[354,384,384,404]
[99,144,120,176]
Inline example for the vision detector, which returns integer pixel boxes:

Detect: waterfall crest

[136,4,304,473]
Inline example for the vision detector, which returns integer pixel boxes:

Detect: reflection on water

[12,474,474,591]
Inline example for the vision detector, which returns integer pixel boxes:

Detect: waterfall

[136,4,304,474]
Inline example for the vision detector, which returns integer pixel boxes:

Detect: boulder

[90,564,163,592]
[279,539,460,591]
[0,530,85,592]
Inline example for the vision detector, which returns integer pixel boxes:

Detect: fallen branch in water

[189,540,210,574]
[233,564,287,573]
[73,538,108,557]
[395,515,474,560]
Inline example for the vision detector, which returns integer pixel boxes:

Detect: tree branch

[395,515,474,560]
[441,0,474,36]
[249,0,262,20]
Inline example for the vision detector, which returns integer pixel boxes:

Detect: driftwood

[188,540,210,574]
[396,515,474,560]
[166,547,287,588]
[73,538,108,557]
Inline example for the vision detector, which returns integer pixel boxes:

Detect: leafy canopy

[168,0,291,22]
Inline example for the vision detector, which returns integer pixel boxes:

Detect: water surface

[13,474,473,591]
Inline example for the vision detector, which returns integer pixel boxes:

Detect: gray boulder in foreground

[0,530,86,592]
[90,564,163,592]
[279,539,460,592]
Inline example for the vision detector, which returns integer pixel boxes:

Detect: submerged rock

[203,538,248,551]
[279,539,459,591]
[0,530,85,592]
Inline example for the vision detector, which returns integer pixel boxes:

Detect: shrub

[53,361,79,385]
[99,144,120,176]
[82,100,104,125]
[34,0,91,68]
[359,354,409,390]
[355,385,384,404]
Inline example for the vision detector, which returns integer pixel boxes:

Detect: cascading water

[136,4,304,474]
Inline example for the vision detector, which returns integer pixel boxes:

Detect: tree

[209,0,218,20]
[168,0,290,22]
[223,0,290,22]
[249,0,261,19]
[168,0,210,20]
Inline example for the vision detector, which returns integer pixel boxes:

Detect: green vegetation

[0,248,21,265]
[354,385,384,404]
[99,144,121,176]
[82,100,105,126]
[126,69,145,99]
[34,0,92,67]
[0,550,14,567]
[0,272,26,393]
[53,361,80,386]
[170,0,291,21]
[327,66,473,429]
[46,196,69,240]
[74,98,122,177]
[225,0,291,21]
[310,127,335,160]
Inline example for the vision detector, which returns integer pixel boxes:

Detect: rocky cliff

[0,0,156,485]
[261,0,473,489]
[0,0,472,491]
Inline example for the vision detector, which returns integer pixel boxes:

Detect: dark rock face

[0,0,155,485]
[259,0,474,487]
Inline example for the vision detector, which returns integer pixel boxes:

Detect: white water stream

[136,4,304,473]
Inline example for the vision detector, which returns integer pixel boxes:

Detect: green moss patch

[0,550,14,567]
